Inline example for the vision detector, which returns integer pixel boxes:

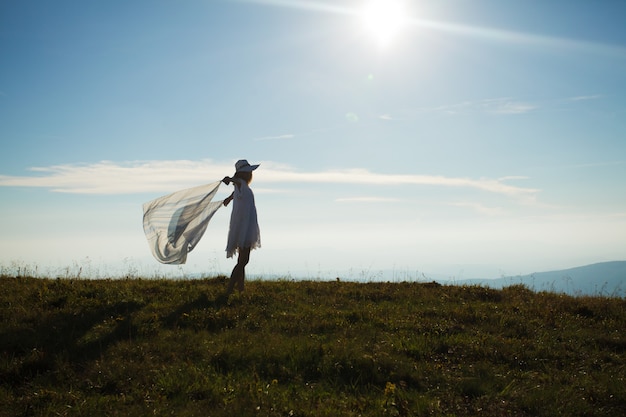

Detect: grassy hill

[456,261,626,297]
[1,276,625,416]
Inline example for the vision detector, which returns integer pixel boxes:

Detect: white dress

[226,179,261,258]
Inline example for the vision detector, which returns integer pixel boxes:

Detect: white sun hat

[235,159,260,173]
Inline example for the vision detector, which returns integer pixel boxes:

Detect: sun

[359,0,409,47]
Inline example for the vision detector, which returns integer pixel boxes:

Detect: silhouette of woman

[222,160,261,293]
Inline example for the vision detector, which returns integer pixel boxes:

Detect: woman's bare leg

[237,247,250,292]
[227,247,251,294]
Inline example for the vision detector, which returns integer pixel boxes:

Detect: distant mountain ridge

[453,261,626,297]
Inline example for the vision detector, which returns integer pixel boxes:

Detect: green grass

[1,276,625,416]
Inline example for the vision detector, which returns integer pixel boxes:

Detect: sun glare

[359,0,408,47]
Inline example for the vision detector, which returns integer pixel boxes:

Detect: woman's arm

[223,191,235,207]
[222,176,240,207]
[223,176,243,189]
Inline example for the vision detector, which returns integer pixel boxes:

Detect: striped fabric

[143,181,223,264]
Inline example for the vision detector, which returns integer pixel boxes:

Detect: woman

[222,160,261,293]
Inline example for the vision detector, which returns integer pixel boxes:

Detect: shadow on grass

[1,300,143,385]
[163,292,231,329]
[1,278,234,391]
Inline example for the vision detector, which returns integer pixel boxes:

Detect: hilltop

[453,261,626,297]
[1,276,625,416]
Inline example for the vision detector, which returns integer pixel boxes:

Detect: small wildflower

[384,382,396,396]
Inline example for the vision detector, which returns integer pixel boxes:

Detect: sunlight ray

[238,0,353,16]
[409,17,626,57]
[239,0,626,57]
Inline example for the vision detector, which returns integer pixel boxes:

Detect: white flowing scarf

[142,181,223,264]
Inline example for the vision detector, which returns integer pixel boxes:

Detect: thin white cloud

[336,197,402,203]
[253,134,295,141]
[399,98,537,117]
[490,101,536,114]
[474,98,536,114]
[0,160,232,194]
[262,166,538,202]
[0,160,540,202]
[569,94,603,102]
[254,125,347,142]
[572,161,626,171]
[450,202,504,216]
[425,100,473,114]
[498,175,530,182]
[388,93,609,120]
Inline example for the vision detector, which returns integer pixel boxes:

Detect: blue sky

[1,0,625,279]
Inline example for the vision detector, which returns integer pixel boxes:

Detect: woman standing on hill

[222,160,261,294]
